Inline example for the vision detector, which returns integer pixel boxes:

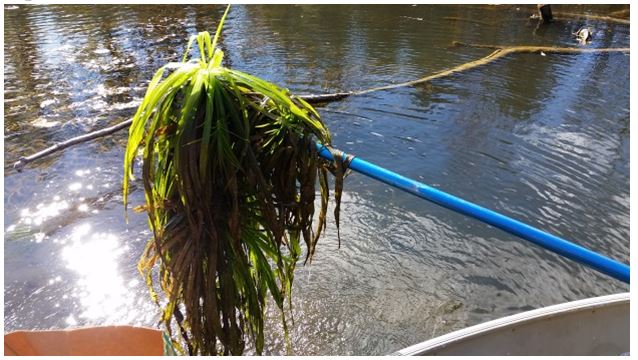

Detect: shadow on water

[4,4,629,355]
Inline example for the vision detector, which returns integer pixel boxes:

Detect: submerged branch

[11,94,345,171]
[554,12,630,25]
[609,8,630,18]
[13,119,133,171]
[12,43,630,171]
[443,17,496,26]
[451,41,631,54]
[351,43,629,96]
[297,91,354,103]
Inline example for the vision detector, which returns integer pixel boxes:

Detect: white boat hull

[394,293,629,356]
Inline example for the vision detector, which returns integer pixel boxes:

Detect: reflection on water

[4,4,630,355]
[61,224,141,323]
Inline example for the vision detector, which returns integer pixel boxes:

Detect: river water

[4,4,630,355]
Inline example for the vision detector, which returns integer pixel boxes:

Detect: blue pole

[317,144,630,284]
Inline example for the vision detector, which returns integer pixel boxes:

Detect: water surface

[4,4,630,355]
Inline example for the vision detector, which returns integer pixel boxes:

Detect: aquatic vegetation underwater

[123,6,347,355]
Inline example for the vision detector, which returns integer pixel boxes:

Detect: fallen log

[451,41,630,54]
[13,119,132,172]
[554,11,630,25]
[11,93,348,171]
[442,17,495,26]
[12,43,630,171]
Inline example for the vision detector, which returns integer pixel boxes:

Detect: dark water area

[4,4,630,355]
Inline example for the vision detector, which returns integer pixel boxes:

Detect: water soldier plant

[123,6,347,355]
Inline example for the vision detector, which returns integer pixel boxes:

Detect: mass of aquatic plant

[123,5,346,355]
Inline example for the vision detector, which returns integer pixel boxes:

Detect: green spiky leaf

[123,4,345,355]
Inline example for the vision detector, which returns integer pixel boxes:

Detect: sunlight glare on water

[61,224,141,323]
[3,4,629,355]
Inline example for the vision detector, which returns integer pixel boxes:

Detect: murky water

[4,4,629,355]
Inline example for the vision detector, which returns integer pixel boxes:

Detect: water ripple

[4,4,629,356]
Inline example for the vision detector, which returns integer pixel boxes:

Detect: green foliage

[123,5,344,355]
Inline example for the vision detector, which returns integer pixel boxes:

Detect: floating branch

[12,43,630,171]
[11,93,343,171]
[442,17,496,26]
[554,11,630,25]
[352,43,630,95]
[451,41,631,54]
[13,119,132,171]
[296,91,353,103]
[609,8,630,18]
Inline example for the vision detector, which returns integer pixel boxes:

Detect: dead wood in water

[442,17,495,27]
[297,91,354,103]
[353,43,629,95]
[537,4,554,23]
[451,41,630,55]
[553,11,630,25]
[12,119,133,171]
[609,8,630,18]
[11,93,347,171]
[12,43,630,171]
